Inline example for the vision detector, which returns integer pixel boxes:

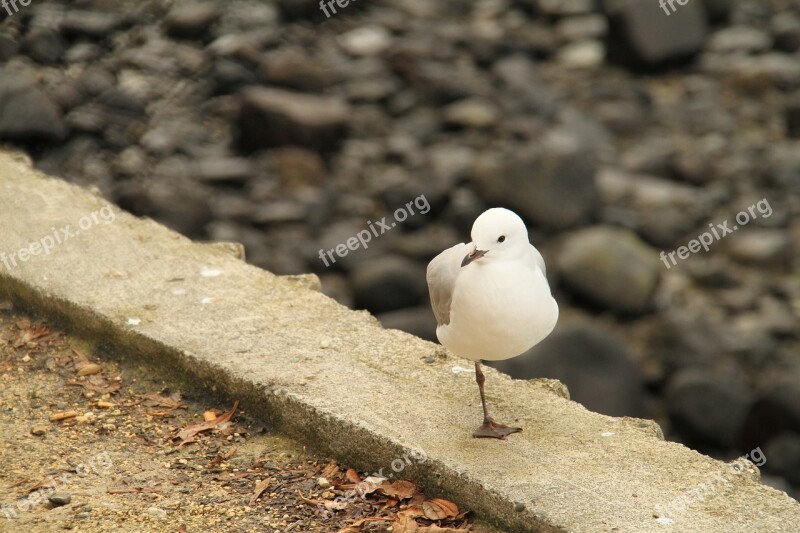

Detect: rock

[726,229,792,265]
[772,13,800,53]
[708,26,772,54]
[48,493,72,506]
[537,0,596,17]
[238,88,350,152]
[556,40,605,68]
[595,168,712,247]
[0,73,66,143]
[213,58,258,94]
[605,0,707,69]
[192,157,253,185]
[768,141,800,191]
[488,320,645,417]
[352,256,427,314]
[666,368,753,450]
[252,201,308,225]
[471,129,599,230]
[147,506,168,519]
[22,28,64,64]
[0,33,19,61]
[557,226,660,314]
[699,0,731,24]
[164,3,218,41]
[764,433,800,486]
[647,312,723,377]
[785,99,800,139]
[593,100,650,135]
[115,179,213,238]
[337,25,393,57]
[443,98,500,129]
[259,48,334,92]
[377,305,437,342]
[741,377,800,450]
[556,15,608,42]
[60,11,124,39]
[389,225,461,262]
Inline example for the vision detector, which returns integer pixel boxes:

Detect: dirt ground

[0,303,504,533]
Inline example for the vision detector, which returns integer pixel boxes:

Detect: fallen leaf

[335,518,390,533]
[77,363,102,376]
[377,480,416,500]
[322,461,339,480]
[174,401,239,445]
[324,500,348,511]
[249,477,271,506]
[393,512,420,533]
[345,468,361,483]
[418,526,466,533]
[50,411,78,422]
[422,498,459,520]
[141,392,187,409]
[145,409,175,418]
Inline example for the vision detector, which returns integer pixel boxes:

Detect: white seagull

[426,208,559,439]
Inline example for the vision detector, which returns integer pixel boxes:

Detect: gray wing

[426,243,469,326]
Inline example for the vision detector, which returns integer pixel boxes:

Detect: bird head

[461,208,529,267]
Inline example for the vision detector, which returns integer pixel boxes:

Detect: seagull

[426,208,558,439]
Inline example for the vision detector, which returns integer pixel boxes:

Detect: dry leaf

[325,500,348,511]
[141,392,187,409]
[175,401,239,445]
[393,512,420,533]
[322,461,339,480]
[377,480,416,500]
[249,478,271,506]
[345,468,361,483]
[77,363,102,376]
[50,411,77,422]
[422,498,459,520]
[418,526,466,533]
[335,518,390,533]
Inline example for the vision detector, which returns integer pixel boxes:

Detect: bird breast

[437,260,558,361]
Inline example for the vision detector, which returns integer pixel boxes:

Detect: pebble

[147,506,168,519]
[48,493,72,506]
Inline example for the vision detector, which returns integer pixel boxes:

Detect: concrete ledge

[1,150,799,532]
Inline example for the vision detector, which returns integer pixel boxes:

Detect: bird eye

[497,235,505,243]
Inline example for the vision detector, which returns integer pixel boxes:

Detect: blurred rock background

[1,0,798,498]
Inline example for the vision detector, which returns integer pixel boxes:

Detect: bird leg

[472,361,522,439]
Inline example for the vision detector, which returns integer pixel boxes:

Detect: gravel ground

[0,302,503,533]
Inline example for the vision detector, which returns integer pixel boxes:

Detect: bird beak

[461,248,487,267]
